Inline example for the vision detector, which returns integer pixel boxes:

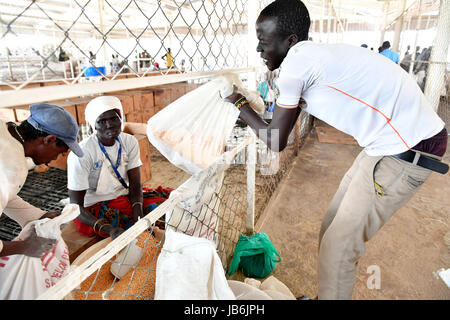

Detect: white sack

[163,139,247,243]
[0,204,80,300]
[147,74,264,175]
[154,229,235,300]
[164,158,226,243]
[227,276,296,300]
[227,280,273,300]
[221,73,266,115]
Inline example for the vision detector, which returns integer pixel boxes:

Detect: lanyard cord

[98,137,129,189]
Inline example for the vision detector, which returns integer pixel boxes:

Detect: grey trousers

[317,150,433,299]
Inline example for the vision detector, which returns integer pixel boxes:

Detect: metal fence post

[246,132,256,235]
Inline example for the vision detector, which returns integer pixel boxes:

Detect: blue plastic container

[83,66,106,77]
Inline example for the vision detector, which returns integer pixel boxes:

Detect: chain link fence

[35,119,314,300]
[0,0,446,300]
[1,0,248,88]
[0,108,313,300]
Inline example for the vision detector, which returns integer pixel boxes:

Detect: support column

[392,0,407,52]
[246,134,256,235]
[379,0,390,47]
[320,0,325,43]
[424,0,450,112]
[247,0,258,90]
[327,0,331,43]
[409,0,423,74]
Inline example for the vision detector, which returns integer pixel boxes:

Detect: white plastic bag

[147,74,264,175]
[110,239,142,279]
[0,204,80,300]
[220,73,266,115]
[154,229,235,300]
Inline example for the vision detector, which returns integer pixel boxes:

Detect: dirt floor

[141,128,449,299]
[255,132,450,300]
[143,144,191,190]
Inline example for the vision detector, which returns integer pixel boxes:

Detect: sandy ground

[256,133,450,300]
[142,130,449,299]
[143,144,191,190]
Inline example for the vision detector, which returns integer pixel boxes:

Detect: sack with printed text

[0,204,79,299]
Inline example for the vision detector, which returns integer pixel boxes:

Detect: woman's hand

[109,227,125,240]
[132,204,144,224]
[22,226,56,258]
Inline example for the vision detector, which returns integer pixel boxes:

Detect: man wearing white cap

[67,96,171,239]
[0,103,83,258]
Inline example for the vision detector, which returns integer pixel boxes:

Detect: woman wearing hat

[67,96,171,239]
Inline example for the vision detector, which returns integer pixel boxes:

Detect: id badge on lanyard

[98,138,129,189]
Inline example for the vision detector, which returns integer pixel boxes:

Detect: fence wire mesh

[1,0,248,88]
[0,0,447,300]
[68,154,251,300]
[30,106,312,300]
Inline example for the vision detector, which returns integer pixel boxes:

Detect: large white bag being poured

[0,204,80,300]
[147,74,264,175]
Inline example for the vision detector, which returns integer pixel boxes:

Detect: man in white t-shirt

[67,96,171,239]
[0,104,83,258]
[224,0,447,299]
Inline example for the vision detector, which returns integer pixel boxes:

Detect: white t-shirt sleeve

[67,150,91,191]
[124,134,142,171]
[3,194,45,227]
[276,53,319,108]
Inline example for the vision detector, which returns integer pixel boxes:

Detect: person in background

[58,48,69,62]
[223,0,447,300]
[111,54,120,74]
[181,58,186,72]
[67,96,172,239]
[400,48,412,72]
[404,45,410,57]
[144,51,151,68]
[0,104,84,258]
[379,40,400,64]
[414,46,433,92]
[162,48,174,68]
[414,46,421,59]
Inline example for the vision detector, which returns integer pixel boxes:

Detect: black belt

[392,150,449,174]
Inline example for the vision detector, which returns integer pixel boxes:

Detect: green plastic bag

[228,232,281,278]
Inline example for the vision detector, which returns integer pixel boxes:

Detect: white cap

[85,96,124,133]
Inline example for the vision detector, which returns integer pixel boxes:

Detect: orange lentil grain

[73,232,161,300]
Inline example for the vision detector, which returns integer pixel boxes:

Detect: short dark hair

[19,120,66,147]
[382,41,391,49]
[259,0,310,41]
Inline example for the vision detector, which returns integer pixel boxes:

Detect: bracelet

[98,223,112,237]
[234,97,249,110]
[93,218,105,232]
[132,201,143,208]
[234,96,245,104]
